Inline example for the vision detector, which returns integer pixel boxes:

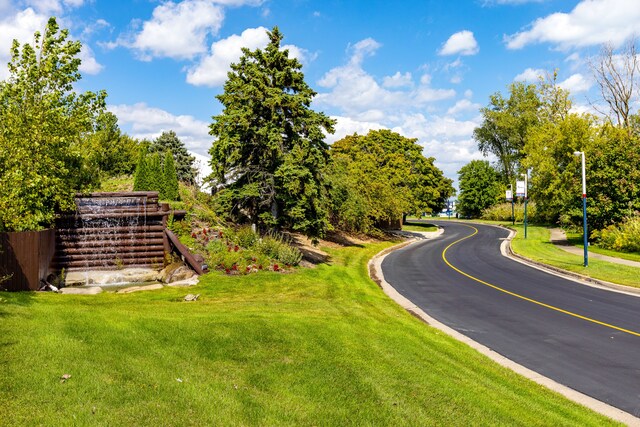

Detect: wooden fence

[0,229,56,291]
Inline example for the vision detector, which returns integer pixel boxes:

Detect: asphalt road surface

[381,220,640,416]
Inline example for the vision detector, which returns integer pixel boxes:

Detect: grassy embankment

[0,239,617,425]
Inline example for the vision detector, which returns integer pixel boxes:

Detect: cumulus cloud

[0,7,103,79]
[514,67,545,82]
[115,0,226,61]
[22,0,84,14]
[316,38,455,114]
[324,116,386,144]
[186,26,269,86]
[447,99,482,116]
[108,102,211,155]
[439,30,479,56]
[383,71,413,88]
[186,27,308,87]
[559,73,592,93]
[505,0,640,50]
[0,8,49,79]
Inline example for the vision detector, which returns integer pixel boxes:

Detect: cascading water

[53,192,169,285]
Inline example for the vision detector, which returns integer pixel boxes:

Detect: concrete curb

[498,225,640,298]
[368,230,640,426]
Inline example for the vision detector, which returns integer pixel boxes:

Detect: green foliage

[162,150,180,201]
[481,202,536,222]
[150,131,196,184]
[133,148,149,191]
[329,130,453,233]
[147,152,164,195]
[592,216,640,253]
[208,27,335,239]
[474,82,542,184]
[0,18,106,231]
[255,233,303,266]
[83,112,140,178]
[457,160,503,218]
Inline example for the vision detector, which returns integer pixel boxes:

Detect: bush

[481,202,537,223]
[592,216,640,253]
[255,234,303,266]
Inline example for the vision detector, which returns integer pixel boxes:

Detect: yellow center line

[441,223,640,338]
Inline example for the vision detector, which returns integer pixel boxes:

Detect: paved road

[381,221,640,416]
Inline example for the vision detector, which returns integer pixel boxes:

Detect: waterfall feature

[53,192,170,272]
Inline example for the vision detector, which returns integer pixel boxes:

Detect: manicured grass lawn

[508,224,640,288]
[0,242,617,425]
[565,231,640,263]
[402,221,438,233]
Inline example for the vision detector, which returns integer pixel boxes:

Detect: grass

[506,224,640,288]
[0,242,617,426]
[565,231,640,263]
[402,220,438,233]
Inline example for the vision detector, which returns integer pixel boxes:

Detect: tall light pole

[574,151,588,267]
[521,172,528,239]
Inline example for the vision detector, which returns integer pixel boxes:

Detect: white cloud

[185,26,268,87]
[19,0,85,14]
[0,7,103,79]
[514,67,545,82]
[447,99,481,116]
[383,71,413,88]
[439,30,479,56]
[324,116,386,144]
[559,73,592,93]
[505,0,640,50]
[108,103,211,156]
[0,8,49,80]
[120,0,226,61]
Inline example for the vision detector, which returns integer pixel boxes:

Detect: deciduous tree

[456,160,503,218]
[0,18,106,231]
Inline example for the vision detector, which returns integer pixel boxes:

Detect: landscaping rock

[59,286,103,295]
[159,262,196,283]
[116,284,164,294]
[166,276,199,287]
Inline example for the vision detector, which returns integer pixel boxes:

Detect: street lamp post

[521,173,528,239]
[574,151,588,267]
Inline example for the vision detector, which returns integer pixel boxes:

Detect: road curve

[381,221,640,416]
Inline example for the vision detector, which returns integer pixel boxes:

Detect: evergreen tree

[147,152,164,196]
[150,130,196,184]
[162,150,180,201]
[208,27,335,238]
[133,148,149,191]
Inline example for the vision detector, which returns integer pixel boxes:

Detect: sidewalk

[549,228,640,268]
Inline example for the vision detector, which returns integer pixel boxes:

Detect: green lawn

[402,221,438,233]
[507,224,640,288]
[565,231,640,263]
[0,242,617,426]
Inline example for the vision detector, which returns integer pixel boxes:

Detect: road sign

[516,180,526,197]
[506,190,513,201]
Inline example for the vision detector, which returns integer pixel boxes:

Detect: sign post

[506,185,514,225]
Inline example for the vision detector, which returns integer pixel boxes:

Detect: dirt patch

[289,230,393,266]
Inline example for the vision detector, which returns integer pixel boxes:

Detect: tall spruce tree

[163,150,180,201]
[208,27,335,238]
[150,130,196,184]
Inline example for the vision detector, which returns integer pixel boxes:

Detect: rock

[158,262,183,283]
[166,276,199,287]
[59,287,103,295]
[116,284,164,294]
[183,293,200,301]
[168,266,196,283]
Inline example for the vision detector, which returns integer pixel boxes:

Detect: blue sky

[1,0,639,187]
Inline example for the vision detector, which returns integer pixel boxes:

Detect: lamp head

[573,151,582,156]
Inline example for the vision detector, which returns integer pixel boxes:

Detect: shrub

[592,216,640,253]
[276,244,303,266]
[481,202,537,223]
[232,226,259,249]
